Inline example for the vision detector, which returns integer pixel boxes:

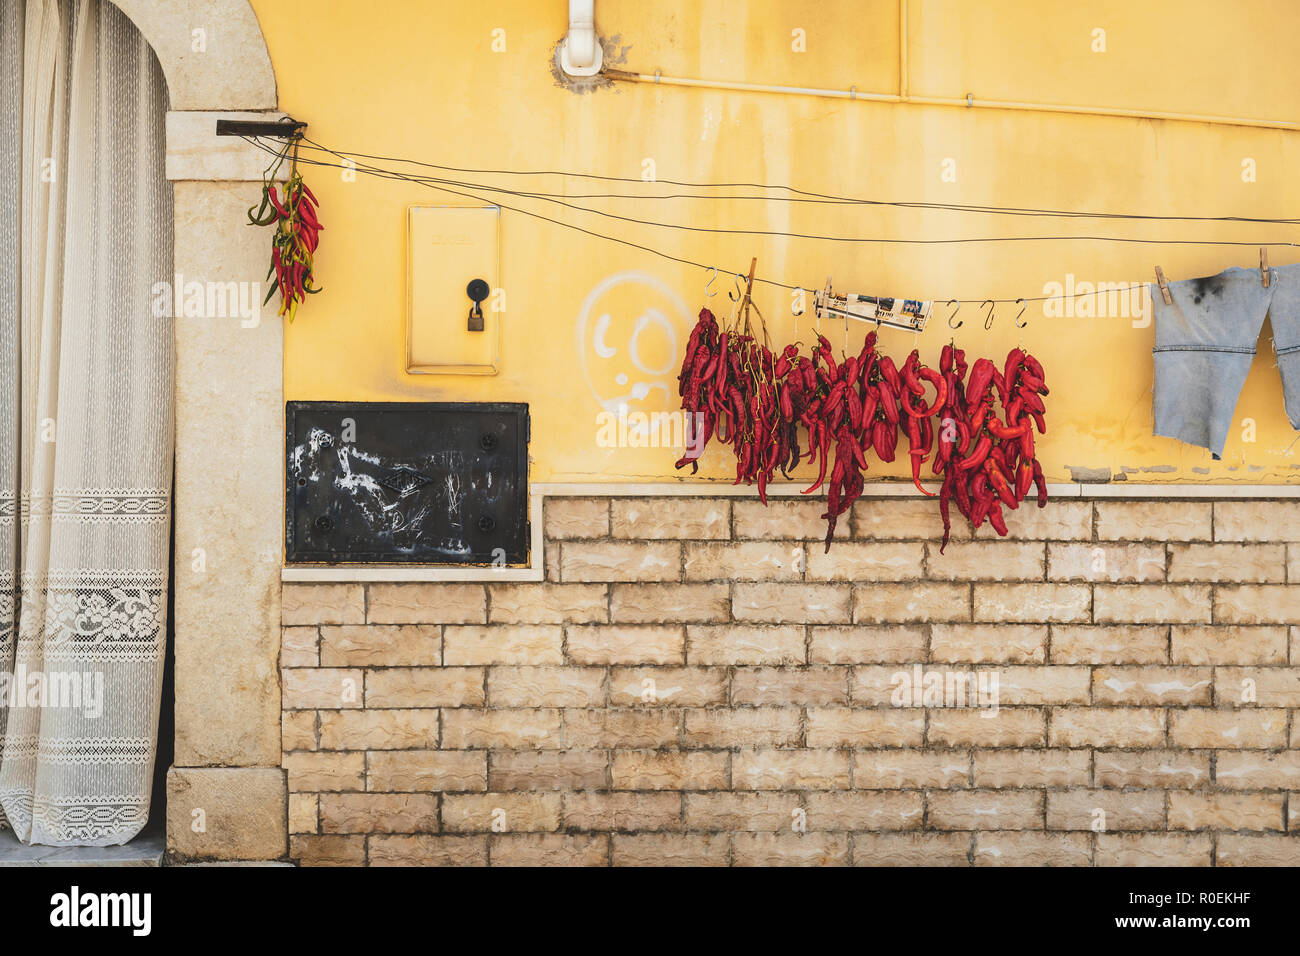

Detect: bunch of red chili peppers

[676,308,802,504]
[248,137,323,322]
[676,313,1050,551]
[932,345,1050,551]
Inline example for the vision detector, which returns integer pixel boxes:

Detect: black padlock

[467,278,489,332]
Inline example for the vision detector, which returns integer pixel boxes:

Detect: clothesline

[244,134,1299,312]
[278,137,1300,226]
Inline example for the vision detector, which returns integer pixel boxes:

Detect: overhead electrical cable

[245,136,803,293]
[285,138,1300,247]
[245,136,1288,308]
[289,137,1300,226]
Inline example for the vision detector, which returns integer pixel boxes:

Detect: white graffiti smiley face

[575,271,689,416]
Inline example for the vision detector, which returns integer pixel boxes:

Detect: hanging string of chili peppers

[676,262,801,506]
[676,313,1050,552]
[247,134,323,321]
[933,345,1050,551]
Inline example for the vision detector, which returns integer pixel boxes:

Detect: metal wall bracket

[215,118,308,138]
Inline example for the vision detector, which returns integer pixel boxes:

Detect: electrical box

[286,401,529,564]
[407,205,500,374]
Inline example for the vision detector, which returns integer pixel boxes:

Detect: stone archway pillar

[107,0,289,862]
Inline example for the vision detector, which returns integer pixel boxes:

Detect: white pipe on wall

[603,69,1300,134]
[602,0,1298,134]
[559,0,602,77]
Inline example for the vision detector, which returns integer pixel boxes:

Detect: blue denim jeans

[1266,264,1300,431]
[1151,265,1288,457]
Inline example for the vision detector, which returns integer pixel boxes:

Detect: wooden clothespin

[1154,266,1172,305]
[1261,248,1271,288]
[743,257,757,305]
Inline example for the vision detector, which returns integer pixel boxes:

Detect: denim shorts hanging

[1148,264,1300,458]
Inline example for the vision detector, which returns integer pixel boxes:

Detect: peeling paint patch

[1113,473,1128,481]
[1068,466,1111,483]
[1192,467,1210,474]
[1249,465,1264,471]
[1141,465,1177,473]
[1121,466,1140,474]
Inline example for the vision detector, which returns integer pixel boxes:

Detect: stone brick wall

[280,495,1300,866]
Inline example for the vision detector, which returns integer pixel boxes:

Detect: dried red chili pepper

[1016,460,1034,500]
[966,358,995,402]
[877,355,902,396]
[957,434,992,471]
[986,417,1030,440]
[906,415,934,497]
[984,458,1019,510]
[901,353,948,419]
[877,379,900,425]
[987,501,1009,536]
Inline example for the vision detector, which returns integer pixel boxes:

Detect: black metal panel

[286,402,528,564]
[215,118,307,138]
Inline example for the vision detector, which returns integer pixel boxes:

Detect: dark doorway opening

[147,474,176,837]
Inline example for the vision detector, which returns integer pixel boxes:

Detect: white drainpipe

[559,0,602,76]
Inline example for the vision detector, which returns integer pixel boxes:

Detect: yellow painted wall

[253,0,1300,483]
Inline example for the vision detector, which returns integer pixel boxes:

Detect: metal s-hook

[704,266,719,299]
[945,299,963,329]
[981,300,996,330]
[1013,298,1028,329]
[728,273,745,302]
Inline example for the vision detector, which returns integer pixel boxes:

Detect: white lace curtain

[0,0,172,846]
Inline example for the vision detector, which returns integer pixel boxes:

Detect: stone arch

[107,0,276,109]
